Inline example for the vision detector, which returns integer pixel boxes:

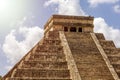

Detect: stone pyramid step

[22,61,68,69]
[73,53,104,63]
[36,45,63,53]
[115,69,120,77]
[78,67,113,76]
[13,69,70,78]
[108,53,120,57]
[29,53,65,60]
[70,46,99,52]
[77,62,108,69]
[42,38,61,45]
[30,51,64,57]
[7,77,72,80]
[64,32,91,39]
[117,48,120,52]
[48,31,60,39]
[67,39,96,47]
[31,52,64,57]
[104,48,119,55]
[29,55,66,62]
[80,75,114,80]
[108,56,120,63]
[112,63,120,71]
[99,40,116,48]
[102,47,116,50]
[70,50,99,55]
[95,33,105,40]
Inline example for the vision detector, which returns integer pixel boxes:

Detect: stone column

[76,27,79,32]
[68,27,70,32]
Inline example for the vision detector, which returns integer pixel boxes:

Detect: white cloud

[94,17,120,47]
[88,0,119,7]
[0,44,1,49]
[2,26,43,64]
[44,0,86,15]
[114,5,120,13]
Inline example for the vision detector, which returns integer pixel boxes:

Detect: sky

[0,0,120,76]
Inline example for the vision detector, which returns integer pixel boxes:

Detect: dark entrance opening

[64,27,68,32]
[70,27,76,32]
[79,28,82,32]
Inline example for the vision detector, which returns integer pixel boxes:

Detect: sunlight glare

[0,0,9,11]
[0,0,28,31]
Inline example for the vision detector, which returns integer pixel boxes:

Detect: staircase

[95,33,120,79]
[4,31,71,80]
[65,32,114,80]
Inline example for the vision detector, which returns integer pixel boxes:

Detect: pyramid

[2,15,120,80]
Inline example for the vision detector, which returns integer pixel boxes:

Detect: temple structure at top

[44,15,94,34]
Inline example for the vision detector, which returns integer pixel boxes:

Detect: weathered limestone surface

[65,32,115,80]
[3,31,71,80]
[91,33,119,80]
[2,15,120,80]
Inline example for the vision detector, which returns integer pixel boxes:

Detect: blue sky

[0,0,120,76]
